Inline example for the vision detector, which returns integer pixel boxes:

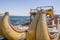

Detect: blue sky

[0,0,60,16]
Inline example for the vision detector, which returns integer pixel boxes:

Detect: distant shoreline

[0,14,30,16]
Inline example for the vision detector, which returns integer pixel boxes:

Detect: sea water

[10,16,30,25]
[0,16,30,40]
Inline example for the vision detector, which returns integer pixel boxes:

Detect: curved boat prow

[26,6,59,40]
[36,10,59,40]
[1,12,26,40]
[36,10,50,40]
[26,11,40,40]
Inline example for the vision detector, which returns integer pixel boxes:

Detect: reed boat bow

[0,12,26,40]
